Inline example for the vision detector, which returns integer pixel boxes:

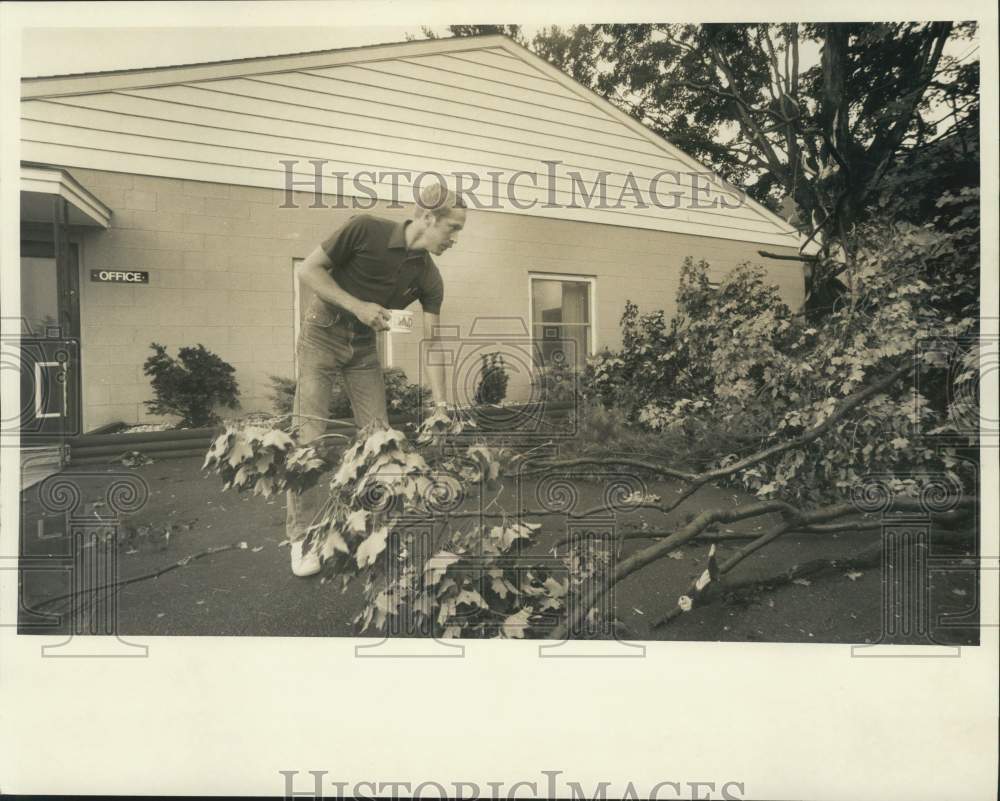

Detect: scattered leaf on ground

[502,606,532,638]
[792,578,812,587]
[844,571,863,581]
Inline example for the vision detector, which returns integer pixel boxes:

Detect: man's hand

[352,301,391,331]
[428,401,448,417]
[424,400,450,420]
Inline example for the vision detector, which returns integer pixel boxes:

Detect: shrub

[267,374,296,416]
[383,367,428,417]
[531,360,581,404]
[143,343,239,428]
[268,367,427,423]
[474,352,509,405]
[267,374,352,420]
[585,197,980,502]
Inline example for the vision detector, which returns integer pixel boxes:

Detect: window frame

[527,272,597,369]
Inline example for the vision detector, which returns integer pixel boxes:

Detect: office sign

[90,270,149,284]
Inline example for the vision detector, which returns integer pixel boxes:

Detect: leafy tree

[433,22,979,315]
[530,24,977,229]
[143,343,239,428]
[410,24,526,44]
[583,188,980,502]
[529,25,603,85]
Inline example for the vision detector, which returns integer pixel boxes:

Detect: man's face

[423,208,466,256]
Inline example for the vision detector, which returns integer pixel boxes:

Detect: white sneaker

[290,540,321,577]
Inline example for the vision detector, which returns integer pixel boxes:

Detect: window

[292,258,390,377]
[529,274,594,370]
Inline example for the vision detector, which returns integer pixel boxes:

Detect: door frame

[20,235,83,437]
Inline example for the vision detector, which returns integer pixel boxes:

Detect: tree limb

[758,249,820,262]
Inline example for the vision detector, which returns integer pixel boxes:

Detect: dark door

[20,240,81,441]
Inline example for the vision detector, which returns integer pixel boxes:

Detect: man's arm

[422,312,449,408]
[295,245,390,330]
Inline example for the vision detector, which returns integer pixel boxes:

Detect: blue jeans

[285,304,387,543]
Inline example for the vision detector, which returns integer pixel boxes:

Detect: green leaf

[425,550,461,586]
[319,526,349,559]
[455,589,486,609]
[345,509,368,535]
[261,429,294,451]
[226,438,254,468]
[502,606,532,639]
[362,427,406,460]
[355,526,389,568]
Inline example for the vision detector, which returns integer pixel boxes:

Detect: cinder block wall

[67,168,804,430]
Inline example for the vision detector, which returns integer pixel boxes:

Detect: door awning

[20,164,111,228]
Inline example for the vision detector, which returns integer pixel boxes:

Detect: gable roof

[21,34,804,248]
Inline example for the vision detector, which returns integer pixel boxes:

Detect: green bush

[531,360,581,404]
[474,352,509,405]
[569,402,684,458]
[384,367,428,417]
[585,196,980,502]
[143,343,239,428]
[267,373,352,420]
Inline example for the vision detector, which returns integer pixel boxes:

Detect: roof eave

[21,33,514,99]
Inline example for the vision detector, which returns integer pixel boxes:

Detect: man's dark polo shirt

[319,214,444,315]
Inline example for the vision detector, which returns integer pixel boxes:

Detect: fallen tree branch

[652,541,886,627]
[525,362,916,506]
[514,455,697,482]
[758,249,821,262]
[649,520,797,628]
[550,490,975,640]
[698,362,915,483]
[618,504,977,542]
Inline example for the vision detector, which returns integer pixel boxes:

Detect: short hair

[414,180,466,221]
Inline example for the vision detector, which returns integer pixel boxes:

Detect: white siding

[22,39,802,247]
